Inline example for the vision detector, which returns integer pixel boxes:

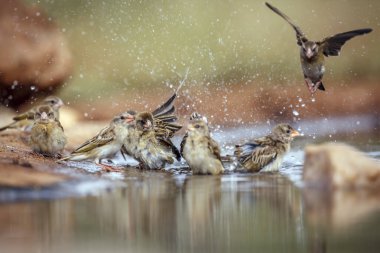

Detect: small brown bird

[265,2,372,94]
[60,111,135,170]
[0,96,64,131]
[124,112,180,170]
[121,91,182,164]
[235,123,300,172]
[180,113,224,175]
[30,105,67,157]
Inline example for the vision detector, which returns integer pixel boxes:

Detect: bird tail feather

[0,122,17,132]
[318,82,326,91]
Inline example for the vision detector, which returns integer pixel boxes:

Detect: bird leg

[96,163,123,173]
[305,78,318,94]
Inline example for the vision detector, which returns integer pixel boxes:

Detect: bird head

[135,112,154,132]
[272,123,300,142]
[189,112,208,123]
[187,120,209,136]
[113,111,136,126]
[34,105,56,123]
[301,41,318,59]
[43,96,64,110]
[120,111,136,124]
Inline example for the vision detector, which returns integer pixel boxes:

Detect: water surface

[0,128,380,253]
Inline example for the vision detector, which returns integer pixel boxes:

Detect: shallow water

[0,124,380,253]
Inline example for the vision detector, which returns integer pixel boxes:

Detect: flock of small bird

[0,3,373,175]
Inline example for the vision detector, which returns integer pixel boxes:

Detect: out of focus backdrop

[1,0,379,125]
[1,2,380,253]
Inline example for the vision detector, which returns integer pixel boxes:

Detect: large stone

[0,0,72,109]
[303,142,380,189]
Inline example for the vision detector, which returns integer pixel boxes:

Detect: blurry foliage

[27,0,379,99]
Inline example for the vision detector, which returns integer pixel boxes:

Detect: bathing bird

[124,111,180,170]
[180,112,224,175]
[60,111,135,171]
[30,105,67,157]
[235,123,300,172]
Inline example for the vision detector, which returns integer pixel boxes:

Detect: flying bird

[235,123,299,172]
[265,2,372,94]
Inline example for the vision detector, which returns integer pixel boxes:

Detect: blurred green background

[28,0,379,100]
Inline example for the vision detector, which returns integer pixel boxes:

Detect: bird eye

[286,129,291,134]
[120,116,125,120]
[195,124,200,129]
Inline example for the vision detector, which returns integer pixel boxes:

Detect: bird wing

[152,93,177,118]
[265,2,307,45]
[179,133,188,156]
[235,141,277,171]
[207,137,222,161]
[151,93,182,139]
[71,125,115,154]
[248,145,278,167]
[154,118,182,139]
[55,119,65,132]
[13,110,35,121]
[157,137,181,161]
[319,28,372,57]
[235,134,278,168]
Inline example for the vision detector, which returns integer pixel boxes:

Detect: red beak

[125,115,135,123]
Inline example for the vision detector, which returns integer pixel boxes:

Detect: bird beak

[306,49,313,59]
[143,120,152,130]
[40,112,48,120]
[125,115,135,123]
[187,124,195,131]
[57,100,64,108]
[291,129,300,137]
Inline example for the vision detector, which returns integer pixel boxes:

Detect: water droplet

[311,98,316,103]
[30,86,36,91]
[292,110,299,116]
[11,80,18,89]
